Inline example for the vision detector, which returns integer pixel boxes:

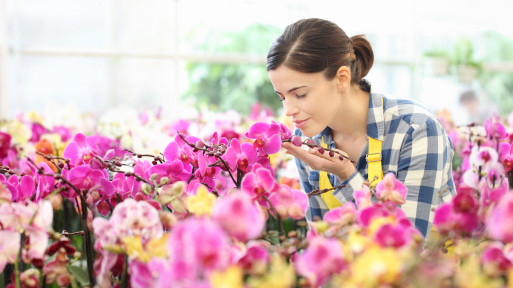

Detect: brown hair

[266,18,374,92]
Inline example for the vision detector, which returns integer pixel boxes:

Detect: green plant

[452,37,482,70]
[183,23,283,116]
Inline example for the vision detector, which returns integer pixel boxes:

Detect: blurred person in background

[267,18,456,238]
[458,89,494,125]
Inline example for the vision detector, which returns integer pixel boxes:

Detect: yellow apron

[319,137,383,209]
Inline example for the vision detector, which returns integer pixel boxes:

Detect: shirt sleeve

[396,118,452,238]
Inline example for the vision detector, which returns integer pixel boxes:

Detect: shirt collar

[366,92,385,141]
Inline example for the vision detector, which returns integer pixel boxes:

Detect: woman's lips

[293,119,309,129]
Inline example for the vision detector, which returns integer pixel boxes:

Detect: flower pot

[457,65,478,84]
[423,57,450,76]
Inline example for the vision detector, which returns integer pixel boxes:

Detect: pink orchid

[323,202,357,226]
[167,218,231,282]
[108,198,163,243]
[63,133,124,168]
[294,236,348,287]
[358,201,409,228]
[223,138,259,173]
[237,241,270,274]
[480,179,509,207]
[0,175,16,202]
[66,165,114,198]
[130,260,155,288]
[29,122,48,143]
[374,222,418,248]
[241,163,278,205]
[277,121,292,141]
[354,185,373,209]
[469,145,499,169]
[0,132,12,159]
[0,230,21,272]
[245,122,282,155]
[487,192,513,244]
[268,184,308,220]
[375,173,408,205]
[212,191,265,242]
[433,191,480,236]
[499,142,513,172]
[480,243,512,277]
[484,117,509,140]
[148,160,191,186]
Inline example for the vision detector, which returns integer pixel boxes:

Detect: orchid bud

[142,183,153,195]
[159,177,169,186]
[291,136,303,147]
[149,173,159,182]
[329,151,335,157]
[317,147,325,154]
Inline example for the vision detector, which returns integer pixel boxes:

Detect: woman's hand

[281,142,356,181]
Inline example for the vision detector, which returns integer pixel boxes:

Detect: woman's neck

[329,87,370,139]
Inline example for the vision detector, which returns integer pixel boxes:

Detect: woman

[267,18,456,238]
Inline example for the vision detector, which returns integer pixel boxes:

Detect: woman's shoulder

[381,94,443,129]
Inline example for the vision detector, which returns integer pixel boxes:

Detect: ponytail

[350,35,374,92]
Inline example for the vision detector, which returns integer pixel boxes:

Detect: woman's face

[268,65,342,137]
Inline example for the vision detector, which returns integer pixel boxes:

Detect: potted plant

[452,38,482,84]
[422,48,451,76]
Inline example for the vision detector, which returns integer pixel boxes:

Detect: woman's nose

[283,99,299,117]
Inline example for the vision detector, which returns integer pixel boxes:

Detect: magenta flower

[480,243,512,277]
[373,222,419,248]
[29,122,48,143]
[294,236,347,287]
[277,121,292,141]
[354,185,372,209]
[469,145,499,169]
[375,173,407,205]
[167,217,231,282]
[148,160,191,186]
[268,184,308,220]
[63,133,124,168]
[0,132,12,159]
[323,202,357,226]
[237,241,270,274]
[433,189,480,236]
[499,142,513,172]
[212,191,265,242]
[245,122,282,155]
[241,163,278,205]
[487,192,513,244]
[359,201,408,228]
[66,165,114,198]
[224,138,258,173]
[484,117,509,140]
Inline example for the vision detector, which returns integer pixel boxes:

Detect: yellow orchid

[247,255,295,288]
[351,246,402,287]
[186,185,217,216]
[210,266,244,288]
[122,234,168,262]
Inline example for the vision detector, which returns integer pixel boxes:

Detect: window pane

[118,0,177,53]
[13,0,110,49]
[11,55,110,116]
[115,58,177,114]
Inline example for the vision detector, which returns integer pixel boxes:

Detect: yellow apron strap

[319,139,343,209]
[318,134,384,209]
[367,136,383,187]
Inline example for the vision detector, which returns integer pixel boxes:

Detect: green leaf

[67,264,90,286]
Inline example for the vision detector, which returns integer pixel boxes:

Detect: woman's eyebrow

[274,86,307,94]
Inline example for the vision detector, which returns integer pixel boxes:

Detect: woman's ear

[336,66,351,91]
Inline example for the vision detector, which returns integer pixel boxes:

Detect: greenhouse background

[1,0,513,124]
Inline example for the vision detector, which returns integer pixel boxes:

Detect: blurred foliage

[478,31,513,117]
[183,23,283,116]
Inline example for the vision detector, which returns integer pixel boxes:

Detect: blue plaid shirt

[293,92,456,237]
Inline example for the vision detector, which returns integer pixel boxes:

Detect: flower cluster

[2,105,513,288]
